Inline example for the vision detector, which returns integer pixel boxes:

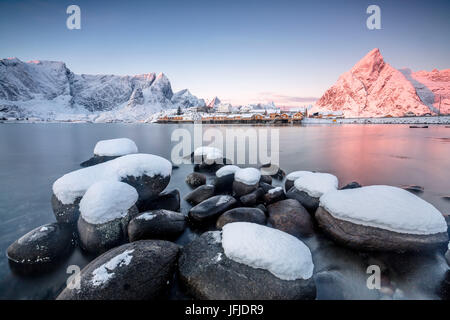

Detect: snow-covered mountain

[0,58,205,121]
[311,48,449,117]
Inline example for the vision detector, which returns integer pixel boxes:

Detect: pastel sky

[0,0,449,106]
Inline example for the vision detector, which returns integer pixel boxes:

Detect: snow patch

[234,168,261,186]
[209,231,222,244]
[194,146,223,162]
[222,222,314,280]
[268,187,282,194]
[136,212,156,221]
[286,171,311,181]
[80,181,138,225]
[53,153,172,204]
[216,165,240,178]
[93,138,138,157]
[320,185,447,235]
[216,195,232,206]
[294,172,338,198]
[91,249,135,287]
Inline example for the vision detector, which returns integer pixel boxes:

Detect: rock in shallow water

[239,187,264,206]
[52,154,172,224]
[188,195,237,223]
[80,138,138,167]
[267,199,314,238]
[80,155,119,167]
[7,222,74,274]
[184,184,215,205]
[128,209,186,242]
[216,207,266,229]
[178,230,316,300]
[57,240,179,300]
[185,172,206,188]
[316,186,448,252]
[233,168,261,197]
[137,189,180,212]
[77,181,139,254]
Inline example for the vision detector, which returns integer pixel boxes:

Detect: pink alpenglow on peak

[312,48,449,118]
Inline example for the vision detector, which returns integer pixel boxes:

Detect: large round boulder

[52,154,172,224]
[216,207,266,229]
[233,168,261,197]
[287,172,338,213]
[284,171,310,192]
[184,184,215,205]
[188,195,237,223]
[57,240,179,300]
[178,223,316,299]
[267,199,314,238]
[316,185,449,252]
[77,181,139,254]
[7,223,74,274]
[128,209,186,242]
[80,138,138,167]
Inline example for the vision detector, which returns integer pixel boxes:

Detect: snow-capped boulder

[52,153,172,224]
[80,138,138,167]
[127,209,186,242]
[267,199,314,238]
[193,146,223,165]
[57,240,179,300]
[287,172,338,213]
[178,227,316,299]
[284,171,310,191]
[7,223,74,274]
[316,185,448,251]
[77,181,139,254]
[185,172,206,188]
[214,165,240,192]
[138,189,180,212]
[233,167,261,197]
[188,195,237,223]
[184,184,215,205]
[216,207,266,230]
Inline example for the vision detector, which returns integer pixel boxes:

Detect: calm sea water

[0,123,449,299]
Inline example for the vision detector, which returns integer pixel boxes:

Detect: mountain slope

[312,49,446,117]
[0,58,204,121]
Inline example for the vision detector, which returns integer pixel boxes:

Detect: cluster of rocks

[6,141,450,300]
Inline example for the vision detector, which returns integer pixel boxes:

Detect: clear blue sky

[0,0,449,106]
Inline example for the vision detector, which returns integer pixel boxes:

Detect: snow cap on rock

[234,168,261,186]
[222,222,314,280]
[80,181,138,225]
[93,138,138,157]
[294,172,338,198]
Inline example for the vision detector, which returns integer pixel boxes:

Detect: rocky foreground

[6,138,450,300]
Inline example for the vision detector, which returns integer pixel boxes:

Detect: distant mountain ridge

[0,58,205,121]
[312,49,450,117]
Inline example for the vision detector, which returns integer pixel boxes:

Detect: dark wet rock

[137,189,180,212]
[77,206,139,254]
[401,185,424,194]
[259,163,286,180]
[51,194,81,224]
[121,174,171,211]
[188,195,237,223]
[80,155,119,167]
[178,231,316,300]
[57,240,179,300]
[216,207,266,229]
[184,184,215,205]
[128,210,186,242]
[264,187,285,204]
[286,186,319,214]
[442,196,450,202]
[340,181,362,190]
[233,180,259,197]
[260,175,272,185]
[172,163,179,169]
[185,172,206,188]
[214,174,235,193]
[7,223,74,274]
[267,199,314,238]
[315,207,449,252]
[256,204,268,215]
[258,182,273,193]
[194,162,224,173]
[240,188,264,206]
[285,179,295,192]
